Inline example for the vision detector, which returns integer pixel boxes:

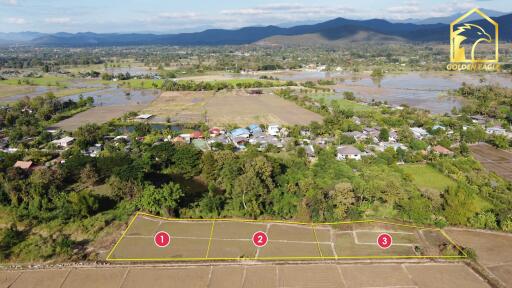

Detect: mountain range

[0,11,510,47]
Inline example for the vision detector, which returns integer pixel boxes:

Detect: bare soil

[144,90,323,126]
[55,105,145,131]
[0,263,492,288]
[470,143,512,181]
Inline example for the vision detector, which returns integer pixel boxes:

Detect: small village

[5,111,507,172]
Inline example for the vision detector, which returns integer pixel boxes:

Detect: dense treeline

[160,79,294,91]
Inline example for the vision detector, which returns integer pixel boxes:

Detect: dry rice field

[143,90,323,126]
[54,105,146,131]
[106,213,463,261]
[470,143,512,181]
[447,228,512,287]
[0,263,491,288]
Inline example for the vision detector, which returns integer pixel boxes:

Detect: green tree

[137,182,183,216]
[330,183,355,220]
[79,164,98,188]
[443,183,484,225]
[378,128,390,142]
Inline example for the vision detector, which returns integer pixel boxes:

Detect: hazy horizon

[1,0,511,34]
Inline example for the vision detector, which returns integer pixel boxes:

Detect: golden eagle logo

[450,8,499,63]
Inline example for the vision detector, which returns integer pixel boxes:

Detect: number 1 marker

[154,231,171,248]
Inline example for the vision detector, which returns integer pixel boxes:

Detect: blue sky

[1,0,511,33]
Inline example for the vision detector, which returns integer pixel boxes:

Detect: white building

[51,136,75,148]
[410,127,429,140]
[268,124,281,136]
[336,145,363,161]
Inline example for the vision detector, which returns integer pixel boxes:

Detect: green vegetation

[402,164,455,193]
[1,76,70,88]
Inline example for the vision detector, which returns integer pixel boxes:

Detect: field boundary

[106,212,468,262]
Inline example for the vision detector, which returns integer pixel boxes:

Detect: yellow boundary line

[106,212,140,261]
[205,219,216,259]
[440,229,468,257]
[312,223,323,258]
[107,212,468,262]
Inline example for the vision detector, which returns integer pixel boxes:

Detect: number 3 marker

[154,231,171,248]
[252,231,268,247]
[377,233,392,249]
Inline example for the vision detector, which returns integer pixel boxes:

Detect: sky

[1,0,511,33]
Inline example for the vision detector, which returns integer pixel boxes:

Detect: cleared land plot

[61,268,128,288]
[143,90,323,126]
[54,104,145,131]
[404,263,490,288]
[208,266,245,288]
[0,263,492,288]
[339,264,415,288]
[0,271,21,288]
[122,267,211,288]
[447,228,512,287]
[0,84,35,99]
[470,143,512,181]
[107,213,463,261]
[9,269,70,288]
[277,265,342,287]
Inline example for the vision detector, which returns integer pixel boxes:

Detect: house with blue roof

[247,124,263,134]
[230,128,250,139]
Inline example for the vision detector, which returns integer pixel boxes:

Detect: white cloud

[158,12,201,20]
[5,17,26,24]
[221,3,357,18]
[3,0,18,5]
[45,17,71,24]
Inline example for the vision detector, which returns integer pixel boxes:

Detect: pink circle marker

[154,231,171,248]
[377,233,393,249]
[252,231,268,247]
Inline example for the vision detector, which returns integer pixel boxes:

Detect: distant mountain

[390,9,508,24]
[3,12,510,47]
[0,32,47,44]
[414,9,508,24]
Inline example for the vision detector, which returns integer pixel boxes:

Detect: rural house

[51,136,75,148]
[336,145,363,161]
[432,145,454,156]
[410,127,429,139]
[13,160,34,170]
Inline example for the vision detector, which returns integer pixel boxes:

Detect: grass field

[143,90,323,126]
[1,76,70,87]
[106,212,465,261]
[0,83,35,99]
[402,164,455,195]
[311,93,374,112]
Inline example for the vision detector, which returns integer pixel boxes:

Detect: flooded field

[61,86,159,106]
[334,72,512,114]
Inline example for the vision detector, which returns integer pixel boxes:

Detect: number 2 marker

[252,231,268,247]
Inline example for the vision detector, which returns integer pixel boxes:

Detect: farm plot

[0,263,491,288]
[142,90,323,126]
[470,143,512,181]
[54,105,145,131]
[446,228,512,287]
[106,212,465,261]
